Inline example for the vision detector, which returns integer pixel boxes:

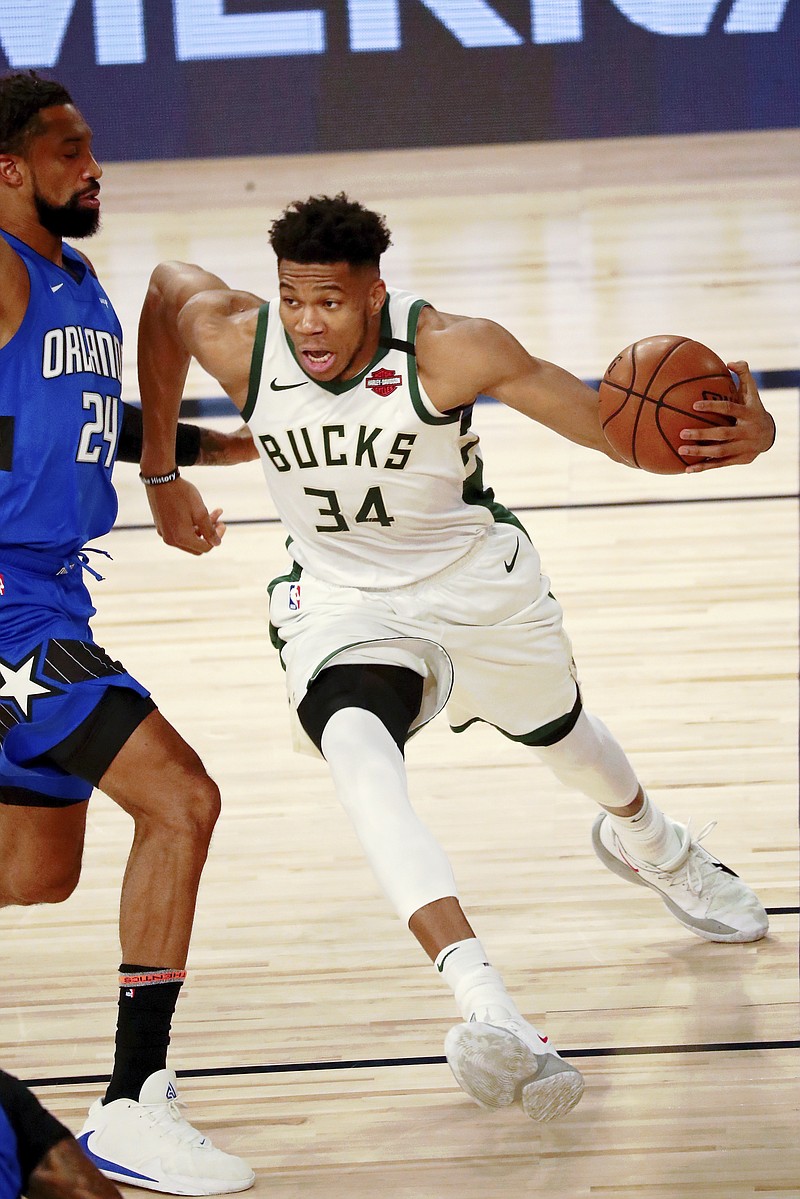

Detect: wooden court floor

[1,130,798,1198]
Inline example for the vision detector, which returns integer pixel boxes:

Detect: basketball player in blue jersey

[0,1067,121,1199]
[0,73,255,1192]
[137,195,775,1123]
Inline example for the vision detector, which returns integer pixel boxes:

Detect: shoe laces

[649,820,718,896]
[142,1097,208,1148]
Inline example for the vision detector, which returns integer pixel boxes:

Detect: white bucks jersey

[243,288,514,589]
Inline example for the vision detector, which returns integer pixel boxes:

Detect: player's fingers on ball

[679,441,725,457]
[680,427,730,443]
[684,426,731,443]
[692,396,736,415]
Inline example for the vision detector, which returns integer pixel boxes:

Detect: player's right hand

[145,476,225,554]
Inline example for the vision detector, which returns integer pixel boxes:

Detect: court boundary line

[22,1038,800,1090]
[19,906,799,1088]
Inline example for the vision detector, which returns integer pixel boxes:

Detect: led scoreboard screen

[0,1,797,160]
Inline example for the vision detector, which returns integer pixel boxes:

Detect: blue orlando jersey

[0,1106,20,1199]
[0,230,121,560]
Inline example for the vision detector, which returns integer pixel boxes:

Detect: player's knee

[172,771,221,844]
[11,858,82,905]
[139,767,221,847]
[536,709,603,771]
[299,663,424,755]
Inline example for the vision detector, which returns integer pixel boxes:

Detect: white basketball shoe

[592,813,768,942]
[445,1007,584,1122]
[78,1069,255,1195]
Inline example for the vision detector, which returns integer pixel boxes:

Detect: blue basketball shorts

[0,553,151,807]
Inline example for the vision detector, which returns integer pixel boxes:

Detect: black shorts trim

[45,688,157,787]
[0,784,89,808]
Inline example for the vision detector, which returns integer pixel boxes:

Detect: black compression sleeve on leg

[0,1070,70,1190]
[298,664,424,755]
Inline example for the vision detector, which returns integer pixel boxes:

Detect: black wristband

[118,404,203,467]
[175,421,203,466]
[139,466,180,486]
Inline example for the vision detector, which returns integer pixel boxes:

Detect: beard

[34,190,100,238]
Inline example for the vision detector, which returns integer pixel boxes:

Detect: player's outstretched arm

[677,361,776,472]
[138,262,261,555]
[419,313,630,462]
[194,422,258,466]
[117,403,258,468]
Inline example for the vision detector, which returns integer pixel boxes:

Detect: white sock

[434,938,522,1024]
[606,792,682,865]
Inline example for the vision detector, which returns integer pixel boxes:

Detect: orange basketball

[598,335,737,474]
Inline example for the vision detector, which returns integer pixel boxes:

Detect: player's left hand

[146,476,226,554]
[678,361,776,473]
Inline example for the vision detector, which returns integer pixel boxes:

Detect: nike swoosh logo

[436,946,460,973]
[503,539,520,573]
[77,1133,158,1182]
[270,378,307,391]
[51,283,64,293]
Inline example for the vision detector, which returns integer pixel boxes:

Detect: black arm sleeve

[0,1070,70,1190]
[117,403,203,467]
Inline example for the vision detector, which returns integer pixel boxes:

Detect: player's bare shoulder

[178,288,263,410]
[415,306,517,412]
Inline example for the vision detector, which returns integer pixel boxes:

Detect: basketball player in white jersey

[137,195,775,1122]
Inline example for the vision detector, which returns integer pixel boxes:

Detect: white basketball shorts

[267,521,580,757]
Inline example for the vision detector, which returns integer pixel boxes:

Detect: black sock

[104,963,185,1104]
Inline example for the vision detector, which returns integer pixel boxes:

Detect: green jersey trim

[284,300,393,395]
[459,408,528,534]
[406,299,459,426]
[267,554,302,661]
[450,689,582,745]
[243,303,270,423]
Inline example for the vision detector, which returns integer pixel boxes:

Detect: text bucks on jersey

[245,289,515,589]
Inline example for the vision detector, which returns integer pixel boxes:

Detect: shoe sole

[94,1165,255,1196]
[591,814,768,943]
[444,1023,584,1122]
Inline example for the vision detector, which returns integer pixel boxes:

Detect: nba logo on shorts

[288,583,301,611]
[0,574,5,596]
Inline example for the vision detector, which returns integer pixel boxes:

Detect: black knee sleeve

[298,664,424,755]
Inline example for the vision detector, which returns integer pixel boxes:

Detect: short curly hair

[269,193,392,267]
[0,71,73,153]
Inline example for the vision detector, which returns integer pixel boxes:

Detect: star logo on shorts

[0,651,64,720]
